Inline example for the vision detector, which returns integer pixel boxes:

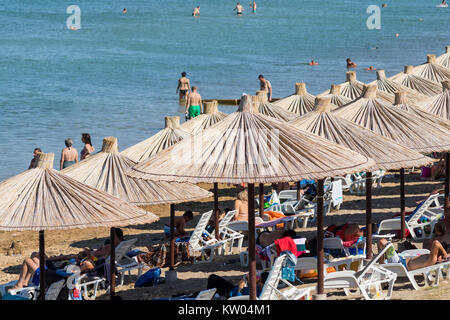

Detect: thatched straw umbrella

[252,91,299,121]
[180,100,228,135]
[291,97,433,258]
[419,81,450,121]
[393,91,450,128]
[407,54,450,84]
[370,70,431,107]
[271,83,316,116]
[317,84,352,109]
[389,65,443,97]
[334,84,450,238]
[127,94,376,299]
[0,152,159,299]
[62,136,212,276]
[436,46,450,69]
[121,116,191,162]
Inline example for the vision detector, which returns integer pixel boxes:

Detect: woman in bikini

[80,133,95,160]
[60,138,78,170]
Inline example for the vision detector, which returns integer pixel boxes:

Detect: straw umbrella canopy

[121,116,191,162]
[389,65,443,97]
[253,91,299,121]
[393,91,450,128]
[61,136,212,205]
[127,94,376,299]
[180,100,228,135]
[436,46,450,69]
[418,81,450,121]
[369,70,432,107]
[406,54,450,84]
[317,84,352,109]
[271,83,316,116]
[291,96,434,257]
[333,84,450,239]
[0,152,159,299]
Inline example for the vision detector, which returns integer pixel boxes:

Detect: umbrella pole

[259,183,264,217]
[297,181,301,201]
[248,183,257,300]
[365,172,373,259]
[445,153,449,222]
[214,183,219,240]
[170,203,175,270]
[39,230,46,300]
[316,179,324,295]
[400,169,406,240]
[110,227,116,299]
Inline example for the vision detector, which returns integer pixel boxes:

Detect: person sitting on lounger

[377,238,448,271]
[164,210,194,238]
[10,228,124,291]
[206,272,269,298]
[233,189,264,224]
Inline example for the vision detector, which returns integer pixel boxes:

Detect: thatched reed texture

[126,95,376,184]
[369,70,431,107]
[61,137,212,205]
[290,97,433,171]
[393,91,450,128]
[419,81,450,121]
[317,84,352,109]
[253,92,299,122]
[389,65,443,97]
[271,83,316,116]
[121,116,191,162]
[407,54,450,83]
[180,100,228,135]
[436,46,450,69]
[333,85,450,154]
[0,152,159,231]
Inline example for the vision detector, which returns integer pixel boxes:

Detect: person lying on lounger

[423,221,450,253]
[377,238,448,271]
[10,228,124,291]
[206,272,269,298]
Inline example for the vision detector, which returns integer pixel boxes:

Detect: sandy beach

[1,170,448,300]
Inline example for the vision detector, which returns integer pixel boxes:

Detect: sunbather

[10,228,124,291]
[206,272,269,298]
[423,221,450,253]
[256,229,296,248]
[233,189,264,224]
[377,238,448,271]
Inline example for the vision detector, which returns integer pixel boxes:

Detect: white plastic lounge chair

[278,190,298,203]
[229,255,315,300]
[267,202,314,229]
[216,210,245,254]
[324,242,397,300]
[0,280,38,300]
[323,237,366,270]
[381,251,450,290]
[377,193,444,241]
[189,210,227,263]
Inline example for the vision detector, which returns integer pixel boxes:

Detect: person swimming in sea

[367,66,376,71]
[250,1,256,13]
[346,58,357,68]
[309,60,319,66]
[192,6,200,17]
[234,2,244,15]
[123,8,127,14]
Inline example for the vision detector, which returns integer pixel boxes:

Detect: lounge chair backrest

[323,237,345,251]
[409,194,442,221]
[189,210,213,248]
[259,255,286,300]
[355,242,394,280]
[278,190,297,202]
[45,279,66,300]
[377,219,401,234]
[219,210,237,229]
[105,238,138,264]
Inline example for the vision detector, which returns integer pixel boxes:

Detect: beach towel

[263,211,286,228]
[274,237,299,257]
[137,241,192,268]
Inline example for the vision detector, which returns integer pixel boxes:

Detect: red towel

[274,236,300,257]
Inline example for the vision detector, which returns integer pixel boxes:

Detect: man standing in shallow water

[185,86,203,119]
[192,6,200,17]
[234,2,244,15]
[258,75,272,101]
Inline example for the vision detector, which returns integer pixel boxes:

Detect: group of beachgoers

[29,133,94,171]
[192,2,257,17]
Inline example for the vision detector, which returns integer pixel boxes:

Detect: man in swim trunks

[234,2,244,15]
[258,74,272,101]
[250,1,256,13]
[176,72,191,100]
[185,86,203,119]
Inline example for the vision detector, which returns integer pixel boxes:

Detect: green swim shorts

[188,105,201,118]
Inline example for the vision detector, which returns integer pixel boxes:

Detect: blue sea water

[0,1,448,180]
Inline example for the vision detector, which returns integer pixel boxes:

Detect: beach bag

[280,251,301,283]
[135,267,161,287]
